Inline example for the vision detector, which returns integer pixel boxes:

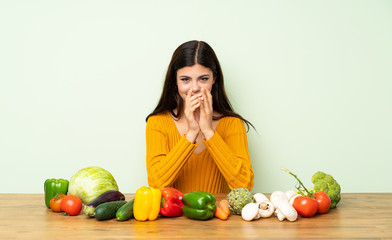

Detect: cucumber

[116,199,135,221]
[94,200,127,221]
[84,190,125,217]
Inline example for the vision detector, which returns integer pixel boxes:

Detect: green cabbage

[68,166,119,204]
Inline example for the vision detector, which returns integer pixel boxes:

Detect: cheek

[203,82,214,92]
[177,84,189,99]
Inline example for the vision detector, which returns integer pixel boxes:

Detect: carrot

[215,206,229,220]
[214,200,230,220]
[219,199,230,216]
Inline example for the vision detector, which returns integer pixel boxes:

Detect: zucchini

[94,200,127,221]
[116,199,135,221]
[84,190,125,217]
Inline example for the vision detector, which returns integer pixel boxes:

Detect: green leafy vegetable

[311,171,341,208]
[68,166,119,204]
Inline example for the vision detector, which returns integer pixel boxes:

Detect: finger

[191,101,200,111]
[187,95,200,111]
[191,106,200,114]
[185,94,197,110]
[186,88,193,97]
[188,97,202,112]
[189,94,202,106]
[190,93,202,102]
[205,88,213,108]
[201,88,212,111]
[185,88,195,103]
[200,95,208,116]
[199,96,205,114]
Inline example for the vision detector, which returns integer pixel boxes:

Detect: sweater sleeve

[203,117,254,191]
[146,115,197,188]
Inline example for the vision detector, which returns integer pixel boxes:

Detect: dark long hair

[146,40,254,131]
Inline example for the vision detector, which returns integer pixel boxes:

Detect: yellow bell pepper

[133,186,161,221]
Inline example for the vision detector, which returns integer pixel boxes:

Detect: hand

[199,88,214,140]
[184,88,201,143]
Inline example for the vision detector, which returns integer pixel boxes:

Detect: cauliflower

[227,188,255,215]
[311,171,341,208]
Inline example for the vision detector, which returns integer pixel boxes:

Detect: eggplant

[84,190,125,217]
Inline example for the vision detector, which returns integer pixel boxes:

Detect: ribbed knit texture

[146,111,254,193]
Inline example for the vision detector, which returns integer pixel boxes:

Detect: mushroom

[253,193,275,218]
[241,203,260,221]
[253,193,269,203]
[285,190,301,206]
[258,201,275,218]
[270,191,298,222]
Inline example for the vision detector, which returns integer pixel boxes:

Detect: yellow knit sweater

[146,111,254,193]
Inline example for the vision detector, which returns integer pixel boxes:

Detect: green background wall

[1,0,391,193]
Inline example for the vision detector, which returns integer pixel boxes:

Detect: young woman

[145,40,254,193]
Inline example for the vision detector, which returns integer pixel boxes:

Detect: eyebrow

[178,74,210,78]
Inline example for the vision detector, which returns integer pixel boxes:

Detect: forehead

[177,64,212,76]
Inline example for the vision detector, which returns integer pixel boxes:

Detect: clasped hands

[184,88,214,143]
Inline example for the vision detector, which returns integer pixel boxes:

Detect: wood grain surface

[0,193,391,239]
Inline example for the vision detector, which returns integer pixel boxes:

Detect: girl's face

[176,64,215,101]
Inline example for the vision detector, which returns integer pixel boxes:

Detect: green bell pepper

[44,178,69,208]
[182,191,216,220]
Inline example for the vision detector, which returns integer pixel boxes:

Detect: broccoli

[311,171,341,208]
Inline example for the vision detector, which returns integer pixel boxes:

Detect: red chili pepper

[160,187,184,217]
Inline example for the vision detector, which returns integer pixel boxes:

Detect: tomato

[292,196,318,217]
[314,191,331,214]
[50,194,65,212]
[60,195,83,216]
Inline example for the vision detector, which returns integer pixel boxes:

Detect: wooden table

[0,193,391,239]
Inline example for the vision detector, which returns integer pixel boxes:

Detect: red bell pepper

[160,187,184,217]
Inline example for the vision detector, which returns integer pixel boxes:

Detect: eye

[180,77,189,82]
[201,77,209,81]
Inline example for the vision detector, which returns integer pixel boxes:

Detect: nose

[192,81,201,93]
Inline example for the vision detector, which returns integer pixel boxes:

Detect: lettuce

[68,166,119,204]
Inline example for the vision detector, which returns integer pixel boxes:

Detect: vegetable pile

[230,168,341,222]
[281,168,341,209]
[44,166,342,223]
